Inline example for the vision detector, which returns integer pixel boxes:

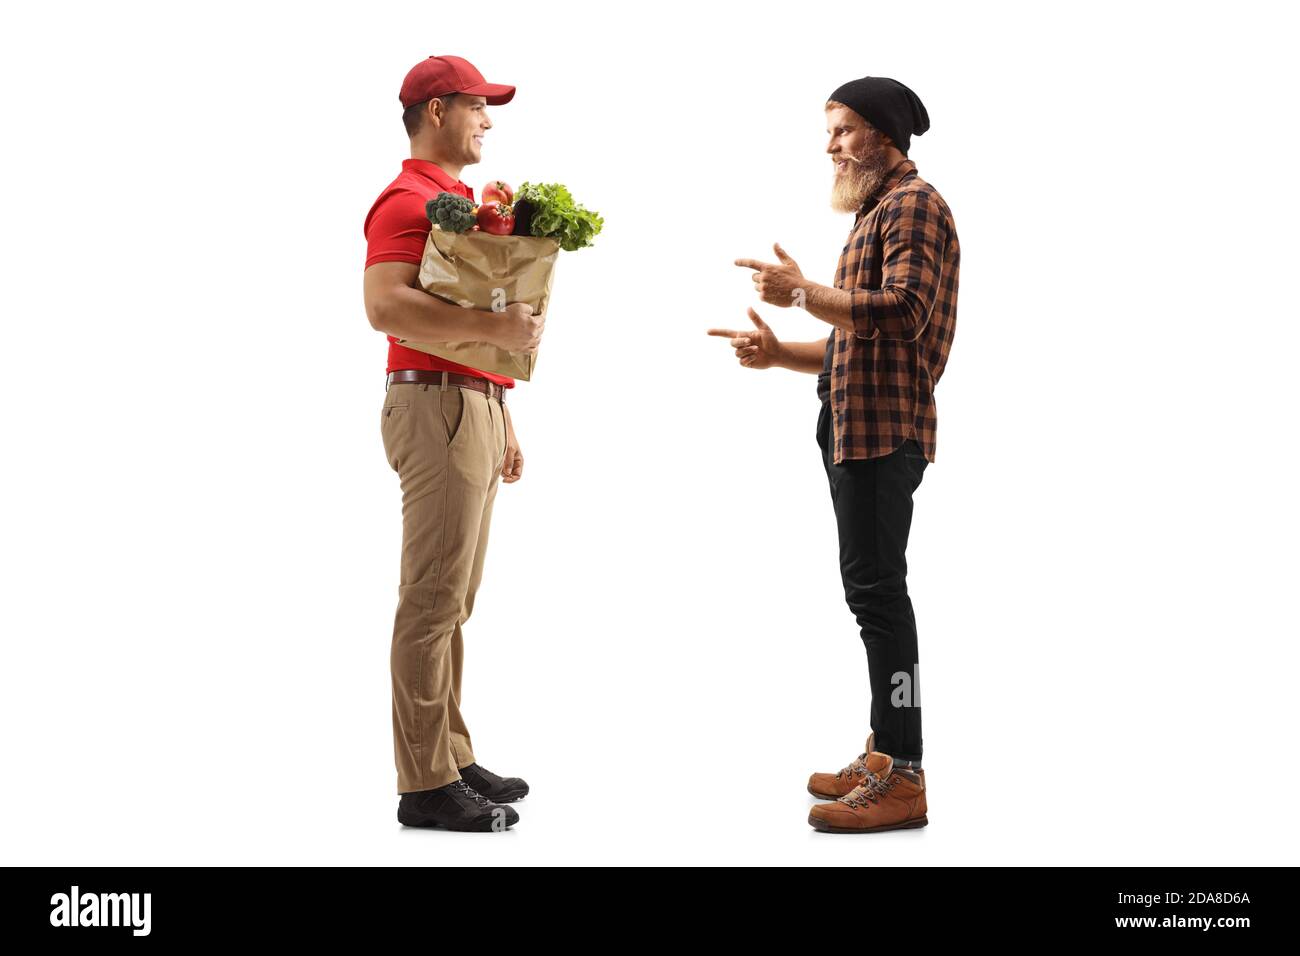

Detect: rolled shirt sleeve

[850,189,949,342]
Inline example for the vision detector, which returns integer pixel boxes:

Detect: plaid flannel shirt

[816,158,960,464]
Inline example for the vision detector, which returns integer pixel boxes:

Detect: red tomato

[475,201,515,235]
[482,180,514,205]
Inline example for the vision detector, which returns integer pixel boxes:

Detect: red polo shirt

[363,158,515,387]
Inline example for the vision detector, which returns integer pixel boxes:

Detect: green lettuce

[514,181,603,252]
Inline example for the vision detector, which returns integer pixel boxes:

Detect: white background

[2,0,1296,866]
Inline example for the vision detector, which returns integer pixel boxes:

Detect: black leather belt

[385,369,507,402]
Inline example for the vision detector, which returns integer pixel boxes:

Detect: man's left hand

[735,243,806,308]
[502,404,524,483]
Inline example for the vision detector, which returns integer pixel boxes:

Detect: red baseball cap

[399,55,515,108]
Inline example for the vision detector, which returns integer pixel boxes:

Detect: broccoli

[425,192,477,233]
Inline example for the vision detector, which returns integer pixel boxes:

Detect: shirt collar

[858,158,917,216]
[402,158,473,199]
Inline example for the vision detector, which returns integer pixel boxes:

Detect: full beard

[830,144,892,213]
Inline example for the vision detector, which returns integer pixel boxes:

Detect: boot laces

[839,771,895,807]
[837,753,870,780]
[450,779,494,809]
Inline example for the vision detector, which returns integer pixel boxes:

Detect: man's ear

[425,98,444,130]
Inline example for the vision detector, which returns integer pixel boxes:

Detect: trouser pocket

[439,386,467,447]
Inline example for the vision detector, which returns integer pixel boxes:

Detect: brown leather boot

[807,751,928,834]
[807,732,881,799]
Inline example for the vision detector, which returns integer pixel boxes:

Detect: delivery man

[710,77,959,834]
[362,55,542,832]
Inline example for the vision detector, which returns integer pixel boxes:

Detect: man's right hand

[495,302,545,353]
[707,308,785,369]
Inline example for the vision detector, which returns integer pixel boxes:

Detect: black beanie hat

[827,76,930,156]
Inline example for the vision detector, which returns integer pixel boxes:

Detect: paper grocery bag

[396,229,560,381]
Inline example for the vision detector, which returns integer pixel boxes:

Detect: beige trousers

[380,379,507,794]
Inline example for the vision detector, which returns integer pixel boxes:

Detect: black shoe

[397,779,519,832]
[458,762,529,803]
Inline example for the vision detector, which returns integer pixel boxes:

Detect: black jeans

[817,401,928,762]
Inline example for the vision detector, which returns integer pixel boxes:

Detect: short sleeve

[364,189,430,268]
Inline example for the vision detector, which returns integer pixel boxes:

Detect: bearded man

[712,76,960,834]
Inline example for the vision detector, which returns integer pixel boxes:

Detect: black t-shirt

[816,335,833,403]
